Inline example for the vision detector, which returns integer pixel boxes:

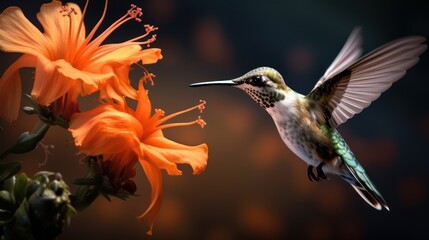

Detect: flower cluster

[0,0,208,235]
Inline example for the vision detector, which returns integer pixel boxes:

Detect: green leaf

[0,162,21,183]
[13,173,29,205]
[25,181,40,200]
[4,203,34,240]
[3,177,16,193]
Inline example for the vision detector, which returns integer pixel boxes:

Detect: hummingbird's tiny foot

[307,165,319,182]
[316,162,327,180]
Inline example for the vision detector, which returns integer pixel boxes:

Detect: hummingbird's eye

[249,75,265,86]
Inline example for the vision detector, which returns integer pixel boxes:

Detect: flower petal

[89,44,142,66]
[137,160,163,235]
[143,137,209,175]
[98,64,137,107]
[0,6,48,57]
[32,57,74,106]
[89,45,162,67]
[69,104,143,156]
[139,48,163,65]
[51,83,80,120]
[55,59,115,95]
[37,1,86,58]
[140,143,183,175]
[134,80,152,124]
[0,54,36,123]
[98,82,125,107]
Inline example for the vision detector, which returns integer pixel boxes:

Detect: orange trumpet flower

[69,80,208,234]
[0,0,162,123]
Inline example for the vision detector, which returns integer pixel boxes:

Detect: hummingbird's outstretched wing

[312,27,363,90]
[307,33,427,128]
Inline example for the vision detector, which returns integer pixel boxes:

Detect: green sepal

[21,107,37,115]
[32,171,54,184]
[73,178,97,186]
[99,191,112,202]
[22,94,69,129]
[66,205,77,219]
[0,122,50,159]
[70,156,134,211]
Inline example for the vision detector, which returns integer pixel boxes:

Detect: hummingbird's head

[190,67,289,109]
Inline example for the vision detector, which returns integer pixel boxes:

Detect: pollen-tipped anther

[198,100,207,113]
[196,116,207,128]
[155,109,165,117]
[128,4,143,21]
[140,72,156,86]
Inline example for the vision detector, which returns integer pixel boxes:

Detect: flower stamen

[127,24,158,45]
[136,63,156,86]
[140,100,208,139]
[145,25,158,33]
[128,4,143,22]
[140,73,155,86]
[71,0,89,63]
[198,100,206,113]
[157,100,207,126]
[60,3,79,61]
[81,0,109,47]
[157,116,207,131]
[79,2,158,67]
[196,116,207,128]
[146,35,157,47]
[154,109,165,117]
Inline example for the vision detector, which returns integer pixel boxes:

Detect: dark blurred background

[1,0,428,239]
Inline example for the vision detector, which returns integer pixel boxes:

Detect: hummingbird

[190,28,427,210]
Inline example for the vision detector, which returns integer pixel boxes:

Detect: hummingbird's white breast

[266,92,323,167]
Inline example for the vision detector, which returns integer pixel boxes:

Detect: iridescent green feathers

[320,125,388,210]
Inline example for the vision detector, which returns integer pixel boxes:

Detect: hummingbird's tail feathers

[322,125,389,210]
[343,163,389,211]
[350,184,382,210]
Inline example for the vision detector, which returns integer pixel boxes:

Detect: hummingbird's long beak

[189,79,240,87]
